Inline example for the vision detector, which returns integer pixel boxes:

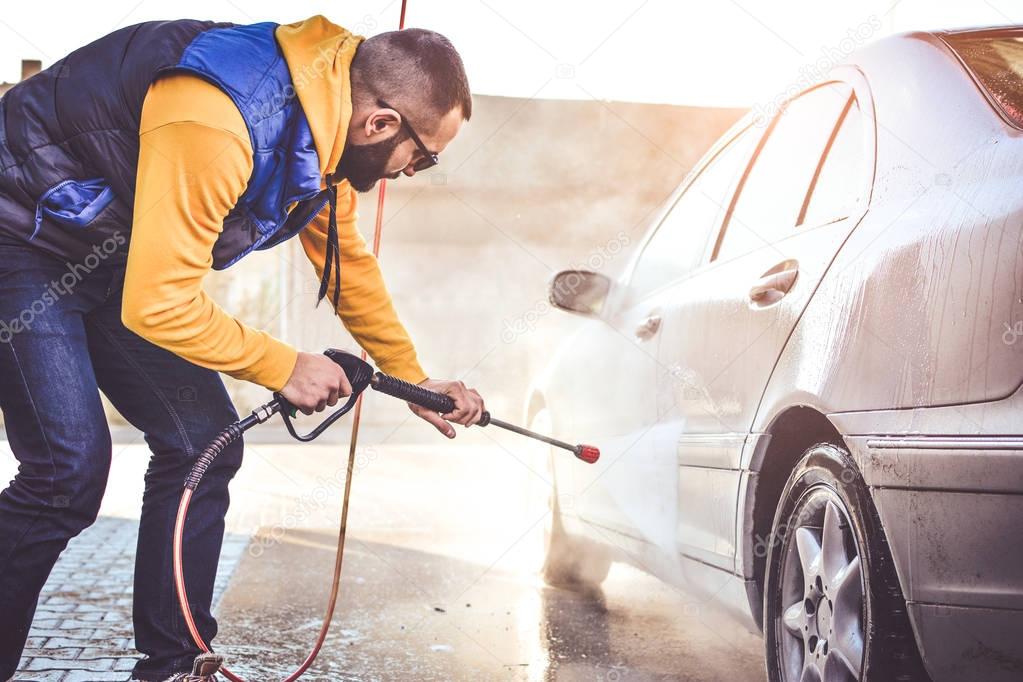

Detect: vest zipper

[31,179,78,240]
[299,192,331,232]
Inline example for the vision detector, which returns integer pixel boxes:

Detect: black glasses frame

[377,99,439,171]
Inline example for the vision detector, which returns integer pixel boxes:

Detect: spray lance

[172,348,599,681]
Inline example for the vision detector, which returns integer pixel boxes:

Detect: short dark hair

[351,28,472,127]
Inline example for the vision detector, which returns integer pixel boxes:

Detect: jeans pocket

[31,178,116,240]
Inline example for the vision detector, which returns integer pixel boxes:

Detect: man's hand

[280,352,353,415]
[411,378,485,438]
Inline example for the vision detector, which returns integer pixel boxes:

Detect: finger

[326,387,340,408]
[414,405,455,438]
[447,385,475,425]
[440,397,465,422]
[460,396,480,426]
[338,370,353,397]
[315,397,328,412]
[466,388,484,424]
[445,400,473,426]
[459,396,479,426]
[468,396,484,425]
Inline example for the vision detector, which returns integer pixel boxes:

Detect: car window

[713,82,853,262]
[944,29,1023,128]
[630,126,758,296]
[799,96,866,227]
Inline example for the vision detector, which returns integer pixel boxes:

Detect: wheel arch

[524,389,546,426]
[740,405,845,630]
[524,389,557,487]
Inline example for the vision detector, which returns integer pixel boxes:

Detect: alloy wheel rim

[778,488,865,681]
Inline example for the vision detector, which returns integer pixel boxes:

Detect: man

[0,15,485,681]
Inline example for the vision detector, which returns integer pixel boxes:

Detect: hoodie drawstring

[317,176,342,313]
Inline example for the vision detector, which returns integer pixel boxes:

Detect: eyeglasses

[378,99,439,172]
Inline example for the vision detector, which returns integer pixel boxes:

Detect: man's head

[338,28,471,192]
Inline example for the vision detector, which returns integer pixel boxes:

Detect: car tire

[530,408,611,591]
[763,443,929,682]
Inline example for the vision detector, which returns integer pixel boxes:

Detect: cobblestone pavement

[11,516,248,682]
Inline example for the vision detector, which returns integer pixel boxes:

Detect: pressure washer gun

[184,349,599,491]
[277,349,599,462]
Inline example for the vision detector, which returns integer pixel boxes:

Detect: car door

[568,124,763,548]
[545,295,664,538]
[653,80,874,572]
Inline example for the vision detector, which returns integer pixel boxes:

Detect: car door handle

[749,262,799,305]
[635,314,661,340]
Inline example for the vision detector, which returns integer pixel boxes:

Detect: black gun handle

[275,393,299,418]
[370,372,492,425]
[372,372,454,413]
[271,349,375,443]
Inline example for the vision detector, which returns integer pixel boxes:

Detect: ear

[363,106,401,140]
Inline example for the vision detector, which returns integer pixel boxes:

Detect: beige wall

[212,94,744,432]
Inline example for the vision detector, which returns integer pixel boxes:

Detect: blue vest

[0,20,330,269]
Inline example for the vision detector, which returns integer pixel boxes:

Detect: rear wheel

[530,408,611,590]
[764,443,928,682]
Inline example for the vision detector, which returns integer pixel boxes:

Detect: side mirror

[548,270,611,317]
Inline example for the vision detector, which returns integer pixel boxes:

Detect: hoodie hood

[275,16,364,181]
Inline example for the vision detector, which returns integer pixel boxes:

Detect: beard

[333,131,407,192]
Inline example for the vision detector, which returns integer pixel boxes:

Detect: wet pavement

[215,530,767,681]
[4,426,768,681]
[212,435,768,681]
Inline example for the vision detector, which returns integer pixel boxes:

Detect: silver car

[527,26,1023,682]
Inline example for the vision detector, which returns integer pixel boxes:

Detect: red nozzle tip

[575,445,600,464]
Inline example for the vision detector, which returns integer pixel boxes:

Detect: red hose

[171,3,408,679]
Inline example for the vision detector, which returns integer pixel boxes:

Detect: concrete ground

[3,423,766,681]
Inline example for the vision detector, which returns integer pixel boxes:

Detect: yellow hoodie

[122,16,426,391]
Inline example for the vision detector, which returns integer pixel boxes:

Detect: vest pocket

[31,178,115,240]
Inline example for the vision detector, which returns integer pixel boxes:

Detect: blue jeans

[0,243,244,680]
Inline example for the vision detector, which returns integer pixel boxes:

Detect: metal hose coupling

[182,402,279,491]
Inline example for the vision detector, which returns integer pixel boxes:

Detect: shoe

[188,652,223,680]
[135,652,224,682]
